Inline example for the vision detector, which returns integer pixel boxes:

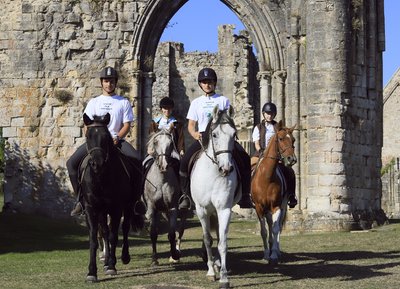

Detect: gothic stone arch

[0,0,386,231]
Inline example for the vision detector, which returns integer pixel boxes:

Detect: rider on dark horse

[178,67,253,210]
[66,66,146,216]
[251,102,298,208]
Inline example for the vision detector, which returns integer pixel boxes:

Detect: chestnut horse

[250,121,296,265]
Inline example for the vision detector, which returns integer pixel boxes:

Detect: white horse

[144,128,186,266]
[191,106,241,289]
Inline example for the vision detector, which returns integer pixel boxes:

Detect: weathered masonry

[0,0,386,231]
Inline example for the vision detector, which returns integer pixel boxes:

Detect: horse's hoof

[151,260,159,267]
[105,268,117,276]
[121,255,131,265]
[207,274,217,281]
[219,281,230,289]
[86,275,97,282]
[169,256,180,263]
[269,258,279,266]
[170,249,181,261]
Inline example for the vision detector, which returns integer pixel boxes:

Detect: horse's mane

[202,109,236,148]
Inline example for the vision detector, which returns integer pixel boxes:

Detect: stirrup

[70,202,84,216]
[178,195,192,210]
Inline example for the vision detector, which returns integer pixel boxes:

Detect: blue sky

[160,0,399,87]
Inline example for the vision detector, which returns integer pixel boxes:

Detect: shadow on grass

[225,248,400,286]
[0,211,202,255]
[0,212,151,254]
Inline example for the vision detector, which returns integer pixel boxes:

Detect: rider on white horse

[178,67,253,210]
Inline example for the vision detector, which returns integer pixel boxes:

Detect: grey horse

[143,128,187,266]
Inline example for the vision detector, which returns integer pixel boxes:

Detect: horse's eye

[212,133,217,138]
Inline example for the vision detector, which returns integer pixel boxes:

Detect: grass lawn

[1,212,400,289]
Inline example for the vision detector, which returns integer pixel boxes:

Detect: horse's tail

[131,213,145,233]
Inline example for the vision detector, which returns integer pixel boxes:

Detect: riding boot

[287,192,298,208]
[69,173,84,216]
[178,173,192,210]
[285,166,297,208]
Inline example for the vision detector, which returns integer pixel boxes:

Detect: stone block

[307,196,331,212]
[11,117,25,127]
[3,126,17,137]
[61,126,82,138]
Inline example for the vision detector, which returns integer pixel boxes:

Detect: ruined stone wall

[0,0,146,217]
[0,0,386,231]
[152,25,256,149]
[381,68,400,218]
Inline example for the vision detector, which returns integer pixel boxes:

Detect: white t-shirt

[84,95,134,138]
[153,116,177,130]
[252,122,276,146]
[186,94,230,132]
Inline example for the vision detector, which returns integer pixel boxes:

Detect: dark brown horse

[250,121,296,265]
[81,113,143,282]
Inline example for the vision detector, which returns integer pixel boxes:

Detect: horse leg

[176,212,186,252]
[197,208,216,281]
[150,210,160,266]
[168,209,181,262]
[97,230,105,262]
[258,216,269,261]
[269,208,282,265]
[105,212,121,275]
[216,208,232,288]
[86,213,99,282]
[121,206,133,265]
[99,216,110,271]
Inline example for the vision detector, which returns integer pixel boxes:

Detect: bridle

[152,130,176,167]
[266,129,294,162]
[85,123,111,164]
[200,120,236,166]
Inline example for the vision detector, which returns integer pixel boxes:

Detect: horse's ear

[228,105,235,118]
[289,123,297,133]
[103,113,111,125]
[83,113,93,126]
[212,105,219,123]
[276,120,283,130]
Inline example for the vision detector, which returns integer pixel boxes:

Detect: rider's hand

[113,136,120,146]
[193,131,202,141]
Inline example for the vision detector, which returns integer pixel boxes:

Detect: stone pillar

[305,0,353,229]
[272,70,286,121]
[140,71,156,156]
[257,71,272,118]
[130,69,142,151]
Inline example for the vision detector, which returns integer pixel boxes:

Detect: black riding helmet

[99,66,118,81]
[198,68,217,83]
[262,102,277,114]
[159,97,174,109]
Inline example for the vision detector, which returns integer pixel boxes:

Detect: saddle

[78,149,134,186]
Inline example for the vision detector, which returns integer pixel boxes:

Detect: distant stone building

[381,68,400,218]
[0,0,387,231]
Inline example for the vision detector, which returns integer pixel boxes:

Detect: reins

[200,120,235,165]
[264,129,294,162]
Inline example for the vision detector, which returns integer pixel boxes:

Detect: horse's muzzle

[284,155,297,166]
[219,165,233,176]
